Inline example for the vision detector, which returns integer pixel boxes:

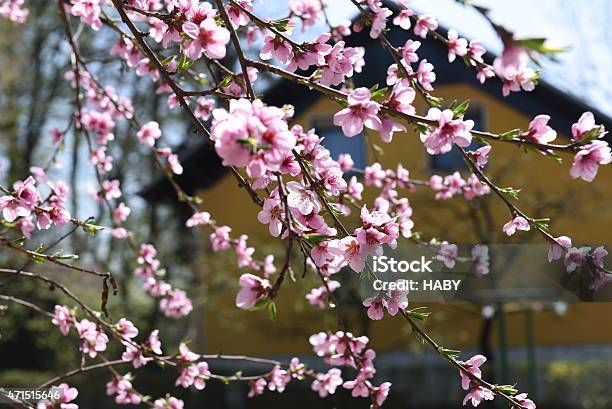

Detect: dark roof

[141,7,612,203]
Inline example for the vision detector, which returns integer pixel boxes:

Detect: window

[311,116,367,170]
[429,105,485,172]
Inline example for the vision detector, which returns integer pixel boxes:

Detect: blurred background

[0,1,611,408]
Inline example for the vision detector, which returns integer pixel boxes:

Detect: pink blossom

[211,99,296,171]
[343,371,371,397]
[113,203,131,224]
[373,382,392,406]
[50,128,63,144]
[101,179,122,200]
[236,235,255,267]
[513,393,536,409]
[420,108,473,154]
[400,39,420,63]
[153,397,184,409]
[311,368,343,397]
[564,246,590,272]
[210,226,232,251]
[268,365,291,392]
[289,0,322,28]
[348,176,364,200]
[160,289,193,318]
[106,375,140,405]
[70,0,102,30]
[470,145,491,168]
[111,227,129,239]
[176,362,211,390]
[38,383,78,409]
[137,121,162,147]
[336,19,352,37]
[0,0,29,23]
[393,9,413,30]
[379,117,406,143]
[75,319,109,358]
[447,29,468,62]
[322,166,347,195]
[289,357,306,379]
[333,88,382,137]
[548,236,572,262]
[143,277,171,296]
[248,378,267,398]
[569,141,611,182]
[236,273,270,309]
[413,15,437,38]
[227,0,252,28]
[370,7,392,39]
[116,318,138,340]
[571,111,604,140]
[471,245,490,275]
[260,35,294,65]
[182,18,230,60]
[429,172,465,200]
[416,59,436,91]
[145,329,163,354]
[306,280,341,309]
[527,115,557,144]
[287,35,332,72]
[468,40,486,63]
[362,296,385,320]
[186,211,211,227]
[122,344,152,368]
[463,385,494,407]
[458,354,486,390]
[52,305,74,336]
[365,162,386,187]
[258,197,285,237]
[329,236,366,272]
[319,42,364,86]
[437,242,458,268]
[476,65,495,84]
[286,181,321,215]
[493,45,537,96]
[463,174,490,200]
[502,216,530,236]
[337,153,354,171]
[194,98,216,120]
[177,342,200,362]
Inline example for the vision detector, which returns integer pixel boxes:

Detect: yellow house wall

[194,83,612,356]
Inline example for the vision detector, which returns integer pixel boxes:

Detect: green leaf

[579,125,604,144]
[440,348,461,360]
[407,307,431,321]
[426,95,444,108]
[450,100,470,118]
[500,129,521,140]
[272,18,292,32]
[177,54,195,71]
[218,75,233,88]
[371,143,385,156]
[160,55,174,67]
[517,38,569,55]
[268,301,277,321]
[532,218,550,231]
[303,233,329,245]
[495,384,519,395]
[499,187,521,200]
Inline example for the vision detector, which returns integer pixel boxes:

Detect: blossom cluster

[0,176,71,238]
[309,331,391,406]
